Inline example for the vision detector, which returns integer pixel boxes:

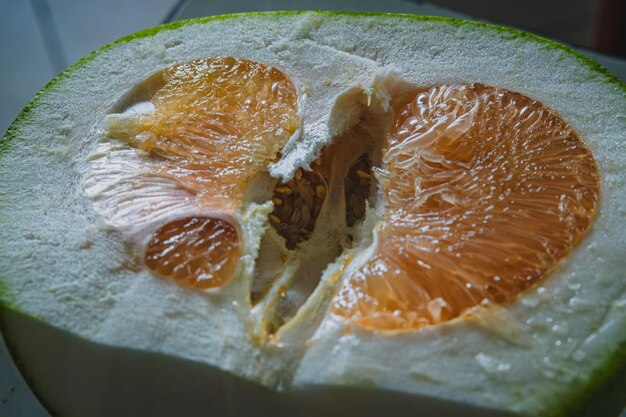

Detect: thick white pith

[0,12,624,417]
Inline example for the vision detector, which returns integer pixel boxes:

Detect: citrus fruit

[1,11,624,417]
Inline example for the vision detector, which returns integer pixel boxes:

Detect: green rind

[0,10,624,417]
[0,278,9,308]
[550,340,626,417]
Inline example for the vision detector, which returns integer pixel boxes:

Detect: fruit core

[97,58,600,333]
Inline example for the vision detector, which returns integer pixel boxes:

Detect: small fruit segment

[332,83,600,331]
[145,217,241,289]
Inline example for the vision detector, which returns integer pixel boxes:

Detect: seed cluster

[269,167,327,249]
[345,155,372,227]
[269,152,374,250]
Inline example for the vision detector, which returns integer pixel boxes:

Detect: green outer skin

[568,341,626,417]
[0,279,8,309]
[0,11,624,417]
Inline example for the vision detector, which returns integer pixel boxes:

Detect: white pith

[0,12,624,417]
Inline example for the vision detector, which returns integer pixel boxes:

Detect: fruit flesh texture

[122,57,299,209]
[331,83,600,331]
[108,58,600,329]
[110,57,298,288]
[145,217,241,289]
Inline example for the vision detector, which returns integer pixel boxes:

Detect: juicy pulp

[332,83,600,331]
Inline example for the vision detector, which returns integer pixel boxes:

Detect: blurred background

[1,0,625,416]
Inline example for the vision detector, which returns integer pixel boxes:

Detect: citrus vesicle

[332,83,600,331]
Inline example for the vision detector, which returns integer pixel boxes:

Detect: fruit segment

[97,58,298,289]
[145,217,241,289]
[332,83,600,331]
[118,57,299,210]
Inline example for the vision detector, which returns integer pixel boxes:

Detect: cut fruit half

[0,11,624,417]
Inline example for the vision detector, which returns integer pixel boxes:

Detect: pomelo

[1,11,625,417]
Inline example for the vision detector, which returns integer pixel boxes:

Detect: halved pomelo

[0,11,624,417]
